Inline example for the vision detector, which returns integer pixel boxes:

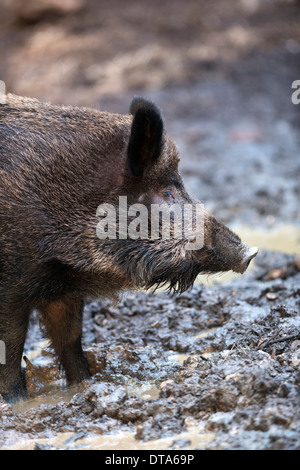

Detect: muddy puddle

[233,224,300,257]
[0,426,215,451]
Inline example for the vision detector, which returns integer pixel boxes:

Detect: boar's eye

[163,188,176,200]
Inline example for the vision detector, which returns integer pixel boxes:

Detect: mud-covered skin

[0,95,257,402]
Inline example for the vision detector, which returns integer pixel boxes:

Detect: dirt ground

[0,0,300,450]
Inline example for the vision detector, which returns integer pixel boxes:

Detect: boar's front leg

[0,304,30,403]
[40,297,91,385]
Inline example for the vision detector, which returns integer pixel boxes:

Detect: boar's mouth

[130,243,258,293]
[191,245,259,276]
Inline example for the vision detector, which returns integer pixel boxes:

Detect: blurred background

[1,0,300,247]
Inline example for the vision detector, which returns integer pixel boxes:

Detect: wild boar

[0,94,258,402]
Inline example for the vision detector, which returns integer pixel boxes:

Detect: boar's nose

[236,247,259,274]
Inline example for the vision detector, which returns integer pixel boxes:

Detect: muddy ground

[0,0,300,450]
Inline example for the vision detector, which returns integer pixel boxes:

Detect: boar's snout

[235,246,259,274]
[199,215,259,277]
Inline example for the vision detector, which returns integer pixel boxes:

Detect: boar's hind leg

[40,297,91,385]
[0,306,29,403]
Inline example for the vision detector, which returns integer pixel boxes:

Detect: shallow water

[0,426,216,451]
[234,224,300,255]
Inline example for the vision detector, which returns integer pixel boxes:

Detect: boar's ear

[127,97,164,177]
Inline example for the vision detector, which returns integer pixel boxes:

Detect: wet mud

[0,0,300,450]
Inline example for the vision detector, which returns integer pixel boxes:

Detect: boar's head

[96,97,258,293]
